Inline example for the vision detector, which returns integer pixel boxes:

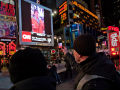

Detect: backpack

[76,72,120,90]
[115,71,120,89]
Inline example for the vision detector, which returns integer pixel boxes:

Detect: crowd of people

[8,34,120,90]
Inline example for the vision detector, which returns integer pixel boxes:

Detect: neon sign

[59,1,67,24]
[109,32,119,56]
[108,26,119,32]
[0,42,6,55]
[59,1,67,15]
[61,12,67,24]
[72,1,98,19]
[0,1,15,16]
[9,41,16,55]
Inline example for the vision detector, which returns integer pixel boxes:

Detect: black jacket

[9,76,56,90]
[65,52,120,90]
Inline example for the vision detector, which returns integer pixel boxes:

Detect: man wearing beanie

[9,48,56,90]
[62,34,120,90]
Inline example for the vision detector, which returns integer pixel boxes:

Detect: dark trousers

[65,69,72,79]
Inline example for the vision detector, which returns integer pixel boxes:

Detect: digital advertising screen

[0,0,16,38]
[19,0,54,46]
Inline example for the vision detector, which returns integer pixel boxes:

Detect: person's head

[9,47,48,84]
[73,34,96,63]
[34,9,38,19]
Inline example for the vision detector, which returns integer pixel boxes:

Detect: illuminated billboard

[19,0,54,46]
[72,1,99,28]
[0,1,16,38]
[59,1,68,25]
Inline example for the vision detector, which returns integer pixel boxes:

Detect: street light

[54,36,57,40]
[52,13,55,16]
[52,10,57,17]
[58,36,62,40]
[54,10,57,14]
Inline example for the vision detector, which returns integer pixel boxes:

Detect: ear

[78,54,82,58]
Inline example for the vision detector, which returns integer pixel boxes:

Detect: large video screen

[19,0,54,46]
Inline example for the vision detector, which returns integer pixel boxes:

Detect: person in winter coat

[62,34,120,90]
[9,47,56,90]
[64,55,73,79]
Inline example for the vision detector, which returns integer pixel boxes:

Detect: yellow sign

[101,28,108,31]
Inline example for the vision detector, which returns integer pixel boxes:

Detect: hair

[9,47,48,84]
[34,9,38,13]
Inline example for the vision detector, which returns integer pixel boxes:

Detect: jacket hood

[10,76,56,90]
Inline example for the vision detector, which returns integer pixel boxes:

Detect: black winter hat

[73,34,96,56]
[9,47,48,84]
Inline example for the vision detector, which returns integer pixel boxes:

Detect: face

[34,11,38,18]
[73,50,81,63]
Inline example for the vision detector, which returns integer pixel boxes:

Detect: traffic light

[51,49,56,54]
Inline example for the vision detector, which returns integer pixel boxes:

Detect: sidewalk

[0,72,13,90]
[56,61,66,74]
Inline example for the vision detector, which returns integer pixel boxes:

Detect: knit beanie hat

[73,34,96,56]
[9,47,48,84]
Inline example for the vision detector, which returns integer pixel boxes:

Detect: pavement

[0,72,13,90]
[56,61,66,74]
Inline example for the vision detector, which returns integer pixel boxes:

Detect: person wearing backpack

[62,34,120,90]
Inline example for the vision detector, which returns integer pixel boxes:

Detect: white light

[54,11,57,14]
[52,13,54,16]
[59,37,61,40]
[54,36,57,39]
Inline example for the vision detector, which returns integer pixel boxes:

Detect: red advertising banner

[109,32,119,55]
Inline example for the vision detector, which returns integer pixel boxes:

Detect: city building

[113,0,120,27]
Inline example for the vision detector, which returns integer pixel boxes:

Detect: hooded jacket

[9,76,56,90]
[65,52,120,90]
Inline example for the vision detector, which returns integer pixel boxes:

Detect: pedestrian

[64,55,73,79]
[49,64,62,84]
[8,47,56,90]
[62,34,120,90]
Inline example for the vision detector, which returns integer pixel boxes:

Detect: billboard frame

[18,0,54,46]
